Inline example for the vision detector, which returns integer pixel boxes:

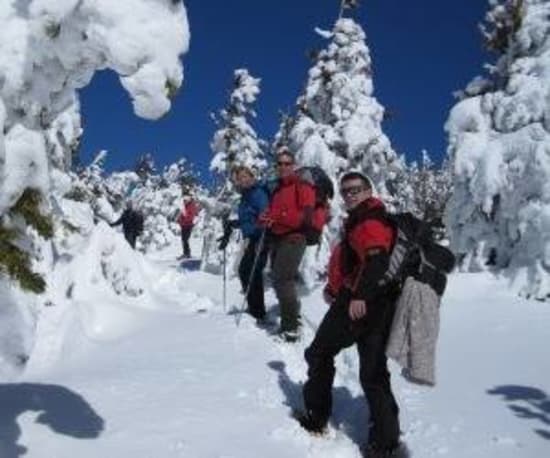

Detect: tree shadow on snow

[0,383,105,456]
[267,360,368,448]
[487,385,550,440]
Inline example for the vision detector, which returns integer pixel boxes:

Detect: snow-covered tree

[408,150,453,223]
[288,18,405,203]
[135,153,157,181]
[445,0,550,299]
[205,69,266,273]
[0,0,189,379]
[282,16,405,284]
[0,0,189,294]
[131,158,201,253]
[64,150,119,229]
[210,69,266,177]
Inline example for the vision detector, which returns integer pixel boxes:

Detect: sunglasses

[277,161,294,167]
[340,185,367,198]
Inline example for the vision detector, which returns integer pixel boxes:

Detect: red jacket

[178,199,199,227]
[263,174,316,236]
[326,197,394,298]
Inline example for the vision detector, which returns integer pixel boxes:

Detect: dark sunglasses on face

[277,161,293,167]
[340,185,366,198]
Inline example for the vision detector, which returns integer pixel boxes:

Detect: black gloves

[217,232,231,250]
[217,219,237,250]
[223,219,239,231]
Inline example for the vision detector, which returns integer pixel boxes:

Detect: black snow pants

[303,289,400,449]
[238,238,268,319]
[180,225,193,257]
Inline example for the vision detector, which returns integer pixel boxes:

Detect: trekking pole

[222,246,227,312]
[235,227,268,326]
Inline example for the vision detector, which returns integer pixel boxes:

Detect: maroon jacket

[178,199,199,227]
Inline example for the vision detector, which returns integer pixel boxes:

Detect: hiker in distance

[110,200,144,249]
[297,171,406,458]
[218,165,270,322]
[258,148,316,342]
[177,187,199,259]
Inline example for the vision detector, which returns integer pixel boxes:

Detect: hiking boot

[278,328,301,343]
[293,410,327,435]
[362,442,409,458]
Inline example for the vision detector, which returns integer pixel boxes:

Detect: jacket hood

[344,197,386,233]
[352,196,385,213]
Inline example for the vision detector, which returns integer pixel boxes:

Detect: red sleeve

[349,220,393,261]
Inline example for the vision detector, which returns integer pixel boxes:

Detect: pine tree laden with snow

[445,0,550,299]
[210,69,266,177]
[288,18,405,203]
[206,69,266,273]
[408,150,453,223]
[282,17,405,285]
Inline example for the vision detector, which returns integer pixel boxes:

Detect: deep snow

[3,237,550,458]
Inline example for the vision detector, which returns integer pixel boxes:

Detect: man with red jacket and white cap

[297,171,405,458]
[259,148,316,342]
[177,189,199,259]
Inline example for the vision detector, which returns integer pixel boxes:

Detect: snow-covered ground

[3,236,550,458]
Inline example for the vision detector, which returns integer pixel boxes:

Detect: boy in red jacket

[177,190,199,259]
[259,148,315,342]
[298,171,404,458]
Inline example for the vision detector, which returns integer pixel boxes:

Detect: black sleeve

[111,214,123,226]
[302,206,314,228]
[351,249,390,301]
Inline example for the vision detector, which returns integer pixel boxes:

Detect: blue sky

[79,0,489,181]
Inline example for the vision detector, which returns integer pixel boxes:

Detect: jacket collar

[345,197,386,232]
[279,173,299,187]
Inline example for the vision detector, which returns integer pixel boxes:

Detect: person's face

[340,178,372,210]
[234,170,255,190]
[276,153,295,178]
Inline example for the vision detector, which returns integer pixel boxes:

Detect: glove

[258,211,275,228]
[217,234,229,250]
[223,219,238,232]
[217,224,233,250]
[322,285,336,306]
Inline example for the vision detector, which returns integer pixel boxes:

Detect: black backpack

[377,212,456,296]
[295,166,334,245]
[295,166,335,205]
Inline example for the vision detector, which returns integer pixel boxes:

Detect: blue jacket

[238,184,269,239]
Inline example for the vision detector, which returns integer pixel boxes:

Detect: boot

[293,410,327,435]
[362,442,410,458]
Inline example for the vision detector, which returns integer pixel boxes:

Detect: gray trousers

[271,236,307,332]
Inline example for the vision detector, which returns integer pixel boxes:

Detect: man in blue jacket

[220,165,270,321]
